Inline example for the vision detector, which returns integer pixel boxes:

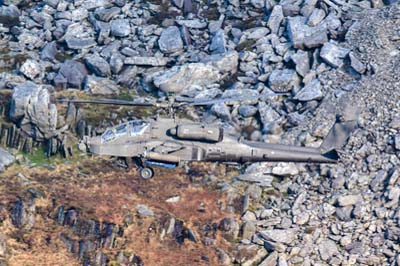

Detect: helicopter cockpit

[101,120,150,143]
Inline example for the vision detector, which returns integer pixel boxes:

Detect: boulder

[85,54,111,77]
[55,60,88,89]
[19,59,43,80]
[218,217,240,241]
[259,229,297,244]
[287,16,328,49]
[65,37,97,50]
[110,19,131,37]
[84,75,120,95]
[94,7,121,22]
[210,29,226,54]
[40,42,58,62]
[153,63,220,93]
[0,148,15,173]
[158,26,183,53]
[201,51,239,74]
[268,69,300,92]
[294,79,324,101]
[124,56,169,66]
[268,5,284,34]
[320,41,350,68]
[0,4,20,27]
[9,82,57,140]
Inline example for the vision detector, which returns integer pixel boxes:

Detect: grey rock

[158,26,183,53]
[176,19,207,29]
[272,163,299,176]
[239,105,258,117]
[251,0,265,8]
[0,148,15,172]
[124,56,169,66]
[241,221,256,240]
[210,29,226,54]
[9,82,57,140]
[246,27,270,40]
[394,135,400,150]
[153,63,220,93]
[242,211,257,222]
[259,251,278,266]
[0,4,20,27]
[135,204,154,217]
[85,54,111,77]
[293,212,309,225]
[349,52,366,74]
[217,248,232,266]
[245,184,262,201]
[65,37,97,50]
[84,75,120,95]
[40,42,58,62]
[95,7,120,22]
[81,0,114,10]
[239,245,268,266]
[259,229,297,244]
[307,8,325,27]
[258,102,281,134]
[268,5,284,34]
[20,59,43,80]
[218,217,240,241]
[336,194,362,207]
[11,199,36,230]
[370,170,387,192]
[55,60,88,89]
[318,239,338,261]
[110,53,124,74]
[172,0,184,8]
[320,41,350,68]
[110,19,131,37]
[201,51,239,74]
[287,16,328,49]
[291,50,310,77]
[294,79,323,101]
[268,69,300,92]
[211,103,231,121]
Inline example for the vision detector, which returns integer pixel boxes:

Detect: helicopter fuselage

[83,117,338,170]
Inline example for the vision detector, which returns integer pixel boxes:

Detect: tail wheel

[140,167,154,180]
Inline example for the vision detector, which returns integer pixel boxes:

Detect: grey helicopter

[62,94,358,179]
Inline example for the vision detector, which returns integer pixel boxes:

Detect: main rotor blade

[181,93,289,107]
[57,98,167,107]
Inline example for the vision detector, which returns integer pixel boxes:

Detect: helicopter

[62,94,358,180]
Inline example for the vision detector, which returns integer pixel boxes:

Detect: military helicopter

[62,94,358,179]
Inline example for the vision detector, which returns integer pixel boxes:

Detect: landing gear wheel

[140,167,154,180]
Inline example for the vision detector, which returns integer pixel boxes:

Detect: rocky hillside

[0,0,400,265]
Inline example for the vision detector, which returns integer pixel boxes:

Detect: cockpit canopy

[101,120,150,143]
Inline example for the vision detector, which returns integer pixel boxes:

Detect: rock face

[0,148,15,172]
[153,63,220,93]
[9,82,58,140]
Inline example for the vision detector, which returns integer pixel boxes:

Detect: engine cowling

[169,124,223,142]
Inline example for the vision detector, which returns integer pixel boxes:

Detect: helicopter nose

[169,127,177,136]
